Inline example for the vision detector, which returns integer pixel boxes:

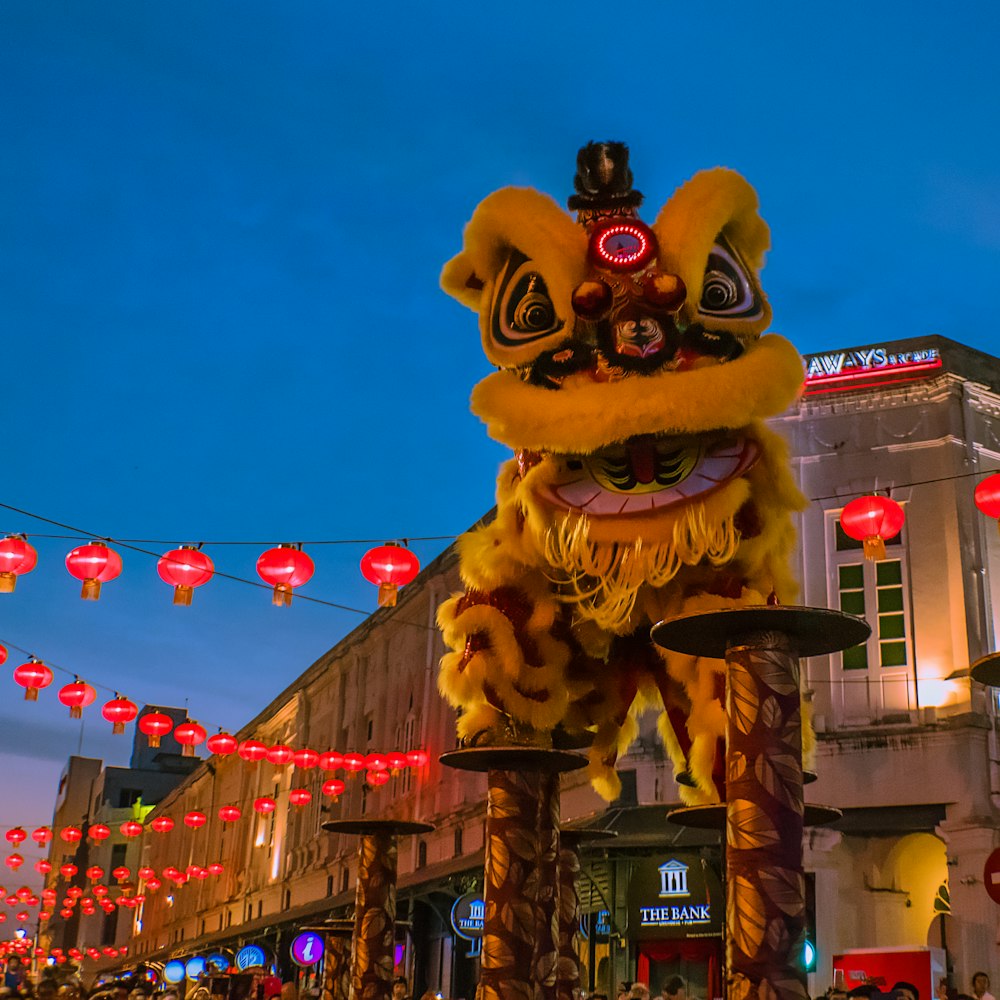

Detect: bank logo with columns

[658,859,690,898]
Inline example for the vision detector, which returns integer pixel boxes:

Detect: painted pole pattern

[350,831,398,1000]
[724,632,807,1000]
[533,771,561,1000]
[323,929,353,1000]
[479,769,548,1000]
[555,836,583,1000]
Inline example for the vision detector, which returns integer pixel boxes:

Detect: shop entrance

[636,939,722,1000]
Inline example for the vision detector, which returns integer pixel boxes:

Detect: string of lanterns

[0,533,420,608]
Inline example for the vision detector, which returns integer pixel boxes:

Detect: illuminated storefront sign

[185,957,206,980]
[290,932,324,967]
[579,908,611,941]
[450,891,484,958]
[803,345,942,394]
[627,853,723,940]
[235,945,267,970]
[163,961,185,984]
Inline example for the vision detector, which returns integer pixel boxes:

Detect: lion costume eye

[698,238,763,320]
[491,252,563,348]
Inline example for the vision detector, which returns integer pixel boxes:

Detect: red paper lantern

[157,546,215,606]
[138,866,154,880]
[183,811,207,829]
[12,660,53,701]
[66,886,83,899]
[238,738,268,762]
[58,681,96,719]
[343,752,364,773]
[321,779,345,798]
[840,495,905,561]
[218,805,242,823]
[15,911,27,922]
[65,541,122,600]
[256,545,314,607]
[366,770,390,787]
[34,860,51,875]
[386,752,407,771]
[112,866,130,882]
[6,894,18,904]
[38,911,51,921]
[162,866,181,880]
[0,536,37,593]
[4,829,25,848]
[253,796,276,814]
[288,788,312,806]
[266,744,294,766]
[60,863,77,878]
[150,816,174,834]
[975,473,1000,529]
[360,543,420,607]
[318,751,343,771]
[207,731,238,755]
[15,886,30,901]
[293,748,319,769]
[60,825,83,844]
[144,878,161,891]
[406,749,429,767]
[88,823,110,842]
[174,720,207,757]
[42,889,57,901]
[120,820,143,838]
[85,867,104,881]
[93,885,108,898]
[138,711,174,747]
[207,863,224,876]
[364,752,388,772]
[102,695,138,734]
[31,826,52,846]
[191,867,209,880]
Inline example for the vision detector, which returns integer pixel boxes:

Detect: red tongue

[629,440,656,484]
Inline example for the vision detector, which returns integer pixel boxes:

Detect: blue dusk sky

[1,0,998,854]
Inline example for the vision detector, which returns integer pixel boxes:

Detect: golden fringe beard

[544,504,740,632]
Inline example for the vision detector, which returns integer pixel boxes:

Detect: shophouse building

[114,335,1000,1000]
[40,707,199,968]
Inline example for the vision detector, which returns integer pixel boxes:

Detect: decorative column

[557,830,618,1000]
[323,819,434,1000]
[310,920,353,1000]
[441,747,587,1000]
[652,606,868,1000]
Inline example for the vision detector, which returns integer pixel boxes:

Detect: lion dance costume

[438,142,806,804]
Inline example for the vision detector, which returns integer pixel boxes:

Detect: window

[837,559,908,669]
[341,868,350,893]
[110,843,128,869]
[829,507,913,722]
[417,840,427,869]
[454,827,463,857]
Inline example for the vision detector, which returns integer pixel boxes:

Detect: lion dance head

[438,143,806,803]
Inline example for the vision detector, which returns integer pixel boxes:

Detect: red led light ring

[590,222,657,271]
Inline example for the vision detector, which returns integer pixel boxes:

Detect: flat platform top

[322,819,434,836]
[666,802,842,830]
[440,746,588,774]
[971,652,1000,687]
[651,605,870,659]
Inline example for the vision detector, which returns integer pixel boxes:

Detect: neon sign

[235,945,267,970]
[290,932,323,967]
[803,346,942,394]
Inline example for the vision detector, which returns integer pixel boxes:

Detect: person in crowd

[893,982,920,1000]
[664,979,687,1000]
[391,980,410,1000]
[972,975,995,1000]
[629,985,650,1000]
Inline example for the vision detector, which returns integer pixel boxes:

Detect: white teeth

[542,437,759,517]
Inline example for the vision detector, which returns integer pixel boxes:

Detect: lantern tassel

[173,585,193,607]
[181,744,194,757]
[24,688,37,702]
[147,735,161,748]
[112,722,125,735]
[272,584,293,608]
[0,573,16,594]
[70,707,82,720]
[377,582,399,608]
[81,579,101,601]
[863,536,886,561]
